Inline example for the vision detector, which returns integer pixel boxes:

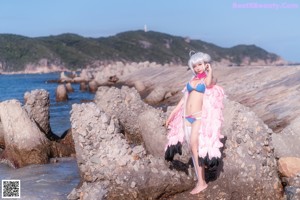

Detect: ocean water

[0,158,80,200]
[0,73,95,199]
[0,72,95,135]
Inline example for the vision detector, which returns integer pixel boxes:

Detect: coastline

[1,63,300,199]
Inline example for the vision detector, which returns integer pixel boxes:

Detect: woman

[165,52,224,194]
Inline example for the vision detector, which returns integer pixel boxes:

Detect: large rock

[24,89,54,139]
[94,86,150,144]
[0,90,75,168]
[80,82,88,91]
[94,84,282,199]
[50,129,76,157]
[278,157,300,178]
[56,84,68,102]
[138,109,168,157]
[144,86,167,104]
[95,86,170,157]
[133,80,146,92]
[79,69,93,82]
[23,89,75,155]
[213,66,300,133]
[88,80,98,93]
[59,71,72,82]
[171,99,284,199]
[207,99,282,199]
[66,83,74,93]
[68,103,193,199]
[272,117,300,158]
[0,100,50,168]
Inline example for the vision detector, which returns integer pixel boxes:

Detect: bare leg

[189,120,207,194]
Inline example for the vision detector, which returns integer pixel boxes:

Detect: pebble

[130,181,136,188]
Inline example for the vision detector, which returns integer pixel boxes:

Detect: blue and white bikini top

[186,81,206,93]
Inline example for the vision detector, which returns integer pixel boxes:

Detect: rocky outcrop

[213,65,300,133]
[94,86,151,144]
[88,80,98,93]
[79,69,93,82]
[60,71,73,82]
[91,85,283,199]
[133,80,146,92]
[24,89,54,139]
[0,100,50,168]
[272,116,300,158]
[50,129,75,158]
[144,86,167,104]
[94,86,181,158]
[0,90,75,168]
[138,109,168,157]
[68,103,193,199]
[207,99,282,199]
[93,61,159,85]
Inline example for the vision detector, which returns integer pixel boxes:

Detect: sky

[0,0,299,62]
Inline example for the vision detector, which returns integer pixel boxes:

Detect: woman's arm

[165,96,184,127]
[205,63,213,87]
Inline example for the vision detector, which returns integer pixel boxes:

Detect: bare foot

[190,183,208,195]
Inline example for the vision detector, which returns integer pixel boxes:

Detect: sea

[0,72,95,199]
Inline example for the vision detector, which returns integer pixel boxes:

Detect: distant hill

[0,30,285,72]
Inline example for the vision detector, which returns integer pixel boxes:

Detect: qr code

[2,180,20,199]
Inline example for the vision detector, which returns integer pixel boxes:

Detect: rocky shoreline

[1,62,300,199]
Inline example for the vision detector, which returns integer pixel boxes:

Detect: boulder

[94,86,150,144]
[59,71,72,82]
[108,75,119,83]
[0,100,50,168]
[56,84,68,102]
[88,80,98,93]
[24,89,54,139]
[133,80,146,92]
[138,109,168,157]
[207,99,282,199]
[66,83,74,93]
[272,117,300,158]
[0,89,75,168]
[23,89,75,155]
[278,157,300,178]
[94,85,282,199]
[79,69,93,82]
[68,103,194,200]
[80,82,88,91]
[50,129,75,157]
[144,86,167,104]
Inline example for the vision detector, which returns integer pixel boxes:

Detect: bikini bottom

[185,111,202,124]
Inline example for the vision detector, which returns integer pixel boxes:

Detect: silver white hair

[188,51,211,75]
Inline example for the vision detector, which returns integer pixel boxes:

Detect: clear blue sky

[0,0,299,62]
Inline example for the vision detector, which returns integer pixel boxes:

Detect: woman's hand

[205,63,212,73]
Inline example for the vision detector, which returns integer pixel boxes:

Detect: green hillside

[0,30,281,72]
